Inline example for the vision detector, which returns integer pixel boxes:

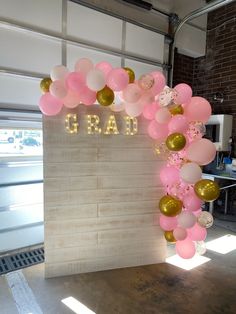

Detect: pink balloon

[49,80,67,99]
[174,83,192,104]
[95,61,113,79]
[143,102,160,120]
[183,192,203,211]
[180,162,202,184]
[122,83,142,103]
[148,120,169,140]
[178,211,196,228]
[39,92,63,116]
[184,96,212,123]
[65,72,86,94]
[186,138,216,165]
[155,107,171,124]
[160,165,179,187]
[168,115,188,133]
[159,215,178,231]
[176,238,196,259]
[107,68,129,91]
[79,86,96,106]
[187,223,207,241]
[75,58,93,74]
[139,92,155,106]
[63,90,80,108]
[125,102,143,117]
[173,227,187,241]
[150,71,166,95]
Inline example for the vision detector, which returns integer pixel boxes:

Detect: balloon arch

[39,58,220,260]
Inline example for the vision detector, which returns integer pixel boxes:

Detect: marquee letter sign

[39,58,219,260]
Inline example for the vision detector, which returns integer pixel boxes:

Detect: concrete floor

[0,225,236,314]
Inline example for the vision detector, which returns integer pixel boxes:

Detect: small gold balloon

[194,179,220,202]
[97,86,114,106]
[123,67,135,83]
[159,195,182,217]
[164,230,176,243]
[166,133,186,151]
[169,104,184,115]
[40,77,52,93]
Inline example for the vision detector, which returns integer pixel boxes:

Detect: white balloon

[178,211,196,228]
[180,162,202,184]
[50,65,69,81]
[86,69,106,91]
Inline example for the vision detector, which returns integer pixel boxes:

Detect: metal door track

[0,247,44,275]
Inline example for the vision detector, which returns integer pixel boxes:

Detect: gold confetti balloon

[97,86,114,106]
[138,74,154,90]
[159,195,182,217]
[166,133,186,151]
[194,179,220,202]
[164,230,176,243]
[197,211,214,228]
[169,104,184,115]
[40,77,52,93]
[123,67,135,83]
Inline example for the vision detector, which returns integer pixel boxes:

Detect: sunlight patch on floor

[206,234,236,254]
[166,254,211,270]
[61,297,96,314]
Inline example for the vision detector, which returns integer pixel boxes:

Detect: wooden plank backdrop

[44,105,166,278]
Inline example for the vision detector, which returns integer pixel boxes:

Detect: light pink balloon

[184,96,212,123]
[63,90,80,108]
[168,115,188,133]
[147,120,168,140]
[95,61,113,79]
[125,101,143,117]
[186,138,216,165]
[139,92,155,106]
[150,71,166,95]
[176,238,196,259]
[183,192,203,212]
[122,83,142,103]
[187,223,207,241]
[143,102,160,120]
[50,65,69,81]
[39,92,63,116]
[174,83,192,104]
[160,165,180,187]
[173,227,187,241]
[79,86,96,106]
[107,68,129,91]
[155,107,171,124]
[49,80,67,99]
[86,69,106,91]
[180,162,202,184]
[178,211,196,228]
[65,72,86,94]
[75,58,94,74]
[159,215,178,231]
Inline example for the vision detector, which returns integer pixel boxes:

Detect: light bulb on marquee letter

[124,116,138,135]
[65,114,79,134]
[104,115,119,135]
[87,115,102,134]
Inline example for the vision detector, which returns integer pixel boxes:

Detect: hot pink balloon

[183,191,203,212]
[75,58,94,74]
[176,238,196,259]
[160,165,180,187]
[122,83,142,103]
[186,138,216,165]
[159,215,178,231]
[79,86,96,106]
[65,72,86,94]
[143,102,160,120]
[95,61,113,79]
[125,101,143,117]
[173,227,187,241]
[39,92,63,116]
[63,90,80,108]
[184,96,212,123]
[107,68,129,91]
[150,71,166,95]
[168,115,188,133]
[49,80,67,99]
[174,83,192,104]
[147,120,168,140]
[187,223,207,241]
[155,107,171,124]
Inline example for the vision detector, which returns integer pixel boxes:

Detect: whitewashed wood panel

[44,148,98,163]
[97,175,161,189]
[44,177,97,192]
[45,204,98,221]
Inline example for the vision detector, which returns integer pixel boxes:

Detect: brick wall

[173,2,236,147]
